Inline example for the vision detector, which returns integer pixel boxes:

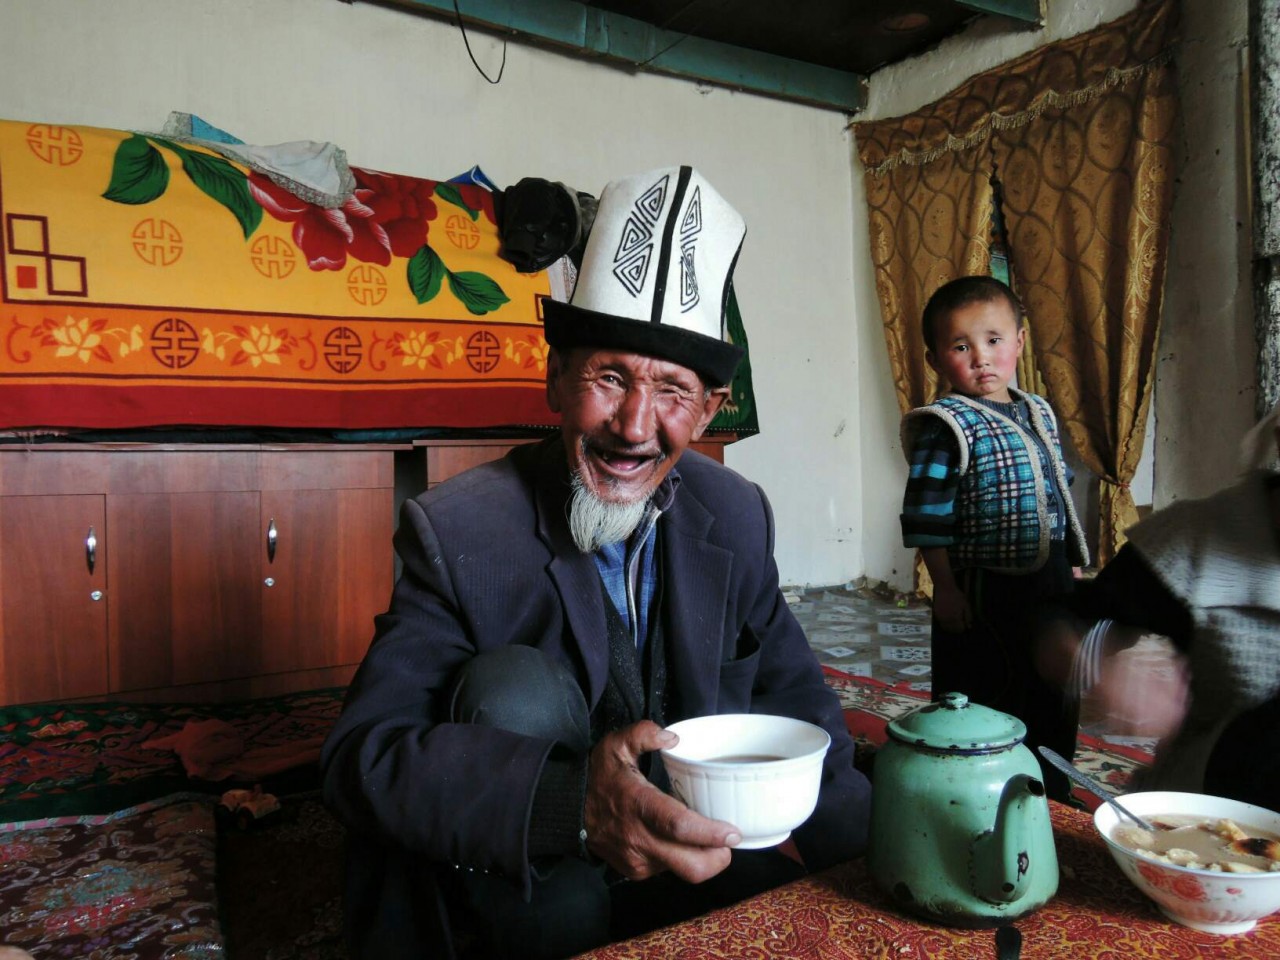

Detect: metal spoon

[1037,746,1157,832]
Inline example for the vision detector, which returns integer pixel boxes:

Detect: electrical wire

[452,0,506,84]
[636,0,716,68]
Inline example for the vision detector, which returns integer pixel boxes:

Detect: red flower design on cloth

[355,168,439,255]
[250,168,437,271]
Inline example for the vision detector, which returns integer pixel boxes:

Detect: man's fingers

[643,787,741,850]
[655,842,734,884]
[605,719,676,764]
[595,775,741,882]
[616,798,738,883]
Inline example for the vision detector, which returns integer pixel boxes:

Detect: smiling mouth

[586,444,668,480]
[596,448,658,471]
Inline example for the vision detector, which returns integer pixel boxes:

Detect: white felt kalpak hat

[542,165,746,386]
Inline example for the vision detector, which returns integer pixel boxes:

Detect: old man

[321,166,871,959]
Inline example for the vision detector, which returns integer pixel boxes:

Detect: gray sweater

[1125,471,1280,791]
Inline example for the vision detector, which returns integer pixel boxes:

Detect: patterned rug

[215,793,346,960]
[0,794,223,959]
[0,668,1152,958]
[0,690,344,823]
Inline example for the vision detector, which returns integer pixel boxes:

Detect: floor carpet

[0,690,343,822]
[1,586,1154,958]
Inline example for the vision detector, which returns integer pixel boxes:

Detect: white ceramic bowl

[659,713,830,849]
[1094,791,1280,934]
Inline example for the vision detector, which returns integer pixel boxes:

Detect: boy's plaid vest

[902,389,1089,572]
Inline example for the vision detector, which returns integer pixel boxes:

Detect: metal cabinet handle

[266,518,277,563]
[86,525,97,575]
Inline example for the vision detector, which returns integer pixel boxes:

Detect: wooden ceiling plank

[952,0,1044,26]
[383,0,869,113]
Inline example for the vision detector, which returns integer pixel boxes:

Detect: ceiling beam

[381,0,869,114]
[954,0,1044,25]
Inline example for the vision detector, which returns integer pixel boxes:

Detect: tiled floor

[788,579,1167,754]
[784,581,932,689]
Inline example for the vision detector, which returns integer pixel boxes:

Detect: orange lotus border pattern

[0,120,558,430]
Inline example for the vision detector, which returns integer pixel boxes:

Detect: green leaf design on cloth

[408,245,447,304]
[154,139,261,239]
[447,271,510,315]
[434,182,479,221]
[408,245,509,314]
[709,284,759,434]
[102,135,170,205]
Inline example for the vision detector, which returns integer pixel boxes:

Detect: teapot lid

[886,692,1026,752]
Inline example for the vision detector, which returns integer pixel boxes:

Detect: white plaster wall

[1156,0,1254,504]
[0,0,862,587]
[846,0,1248,591]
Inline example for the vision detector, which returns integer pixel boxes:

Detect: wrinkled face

[926,298,1026,402]
[547,347,727,505]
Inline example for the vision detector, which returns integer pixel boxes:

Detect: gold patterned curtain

[854,0,1180,566]
[860,146,995,412]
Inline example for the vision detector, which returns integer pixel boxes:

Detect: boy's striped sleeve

[901,416,960,547]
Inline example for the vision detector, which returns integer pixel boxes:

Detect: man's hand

[584,720,740,883]
[932,582,971,633]
[1094,646,1189,739]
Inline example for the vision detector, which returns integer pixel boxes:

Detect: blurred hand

[1094,648,1190,739]
[932,582,971,633]
[584,720,740,883]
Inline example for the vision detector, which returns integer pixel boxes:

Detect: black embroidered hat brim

[543,298,744,387]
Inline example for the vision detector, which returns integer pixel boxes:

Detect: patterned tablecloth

[576,803,1280,959]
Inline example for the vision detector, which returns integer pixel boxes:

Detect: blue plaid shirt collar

[593,472,680,651]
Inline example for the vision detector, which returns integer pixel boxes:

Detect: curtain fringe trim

[861,50,1174,178]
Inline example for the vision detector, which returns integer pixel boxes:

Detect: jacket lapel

[661,478,733,718]
[532,440,611,708]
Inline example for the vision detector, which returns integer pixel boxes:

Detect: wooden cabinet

[108,486,262,692]
[0,494,109,703]
[0,436,735,706]
[415,434,734,487]
[258,483,390,675]
[0,445,397,706]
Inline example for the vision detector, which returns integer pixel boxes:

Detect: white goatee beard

[568,472,650,554]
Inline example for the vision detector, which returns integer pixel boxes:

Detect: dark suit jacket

[320,437,871,954]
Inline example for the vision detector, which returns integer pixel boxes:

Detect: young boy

[900,276,1089,802]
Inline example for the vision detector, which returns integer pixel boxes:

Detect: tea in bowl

[1094,790,1280,934]
[659,713,830,849]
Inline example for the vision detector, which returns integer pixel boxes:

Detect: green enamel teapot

[867,692,1058,926]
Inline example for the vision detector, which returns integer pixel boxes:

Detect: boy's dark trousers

[929,542,1079,802]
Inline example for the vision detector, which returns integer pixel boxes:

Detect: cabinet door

[0,495,108,703]
[259,487,392,674]
[424,441,533,487]
[108,491,262,691]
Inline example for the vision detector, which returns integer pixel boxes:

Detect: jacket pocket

[716,626,761,713]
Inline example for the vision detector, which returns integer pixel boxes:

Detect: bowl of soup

[1094,791,1280,934]
[659,714,830,849]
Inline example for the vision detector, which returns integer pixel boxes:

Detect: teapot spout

[971,773,1046,904]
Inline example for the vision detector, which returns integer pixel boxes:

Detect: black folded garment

[496,177,595,272]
